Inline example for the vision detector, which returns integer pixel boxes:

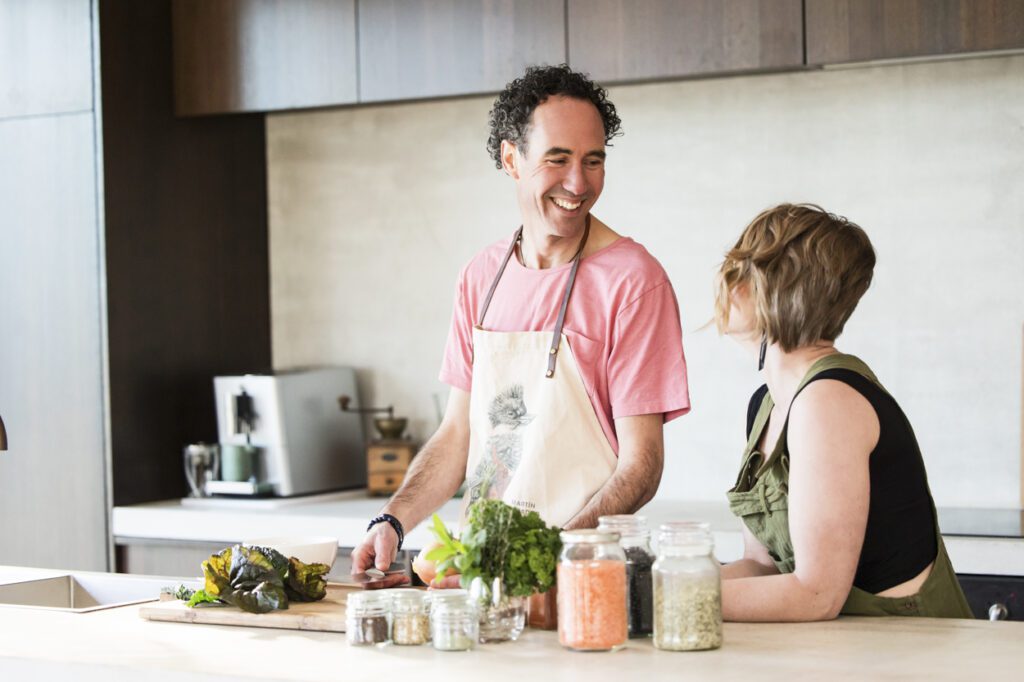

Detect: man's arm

[350,387,470,572]
[563,414,664,530]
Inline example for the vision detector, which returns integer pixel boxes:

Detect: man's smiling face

[502,95,606,239]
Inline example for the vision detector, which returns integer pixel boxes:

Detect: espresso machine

[205,367,366,497]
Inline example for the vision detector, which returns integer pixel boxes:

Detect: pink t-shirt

[439,233,691,454]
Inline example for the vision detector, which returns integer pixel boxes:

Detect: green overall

[725,354,972,618]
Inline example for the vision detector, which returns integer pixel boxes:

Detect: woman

[715,204,971,621]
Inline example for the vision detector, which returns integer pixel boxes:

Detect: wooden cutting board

[138,583,360,632]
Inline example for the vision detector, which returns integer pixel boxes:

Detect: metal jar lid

[560,529,620,544]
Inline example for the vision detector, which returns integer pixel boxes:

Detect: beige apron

[461,218,617,527]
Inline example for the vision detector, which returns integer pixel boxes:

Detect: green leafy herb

[185,588,220,607]
[286,557,329,602]
[428,500,561,597]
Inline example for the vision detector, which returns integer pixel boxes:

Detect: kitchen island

[113,493,1024,577]
[1,590,1022,681]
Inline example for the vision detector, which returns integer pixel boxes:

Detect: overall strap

[476,226,523,328]
[763,353,881,470]
[546,216,591,378]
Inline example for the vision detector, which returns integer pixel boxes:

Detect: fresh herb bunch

[428,500,561,597]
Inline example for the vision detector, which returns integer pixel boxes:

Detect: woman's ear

[500,140,520,179]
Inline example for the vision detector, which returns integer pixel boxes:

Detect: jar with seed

[557,529,628,651]
[652,521,722,651]
[346,591,391,647]
[430,590,478,651]
[390,589,431,646]
[598,514,654,638]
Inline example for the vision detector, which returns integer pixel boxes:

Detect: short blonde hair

[714,204,876,352]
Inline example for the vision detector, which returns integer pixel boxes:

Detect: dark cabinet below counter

[959,574,1024,621]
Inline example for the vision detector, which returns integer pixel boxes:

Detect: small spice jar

[598,514,654,638]
[346,591,391,647]
[557,529,628,651]
[430,590,478,651]
[390,589,431,646]
[652,521,722,651]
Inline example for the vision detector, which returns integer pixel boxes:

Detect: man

[352,65,690,575]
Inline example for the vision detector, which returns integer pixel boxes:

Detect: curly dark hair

[486,64,623,169]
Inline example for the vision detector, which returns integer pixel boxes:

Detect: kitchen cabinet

[805,0,1024,65]
[0,0,93,118]
[0,1,273,572]
[357,0,566,102]
[172,0,358,115]
[0,0,107,572]
[567,0,804,83]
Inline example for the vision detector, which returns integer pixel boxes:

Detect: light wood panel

[806,0,1024,65]
[0,112,108,571]
[172,0,358,114]
[0,0,93,118]
[567,0,804,83]
[358,0,566,102]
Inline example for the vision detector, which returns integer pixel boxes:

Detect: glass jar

[346,591,391,646]
[652,522,722,651]
[598,514,654,638]
[430,590,478,651]
[557,529,628,651]
[470,576,526,643]
[390,589,431,646]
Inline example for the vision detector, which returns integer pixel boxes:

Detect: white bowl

[243,536,339,569]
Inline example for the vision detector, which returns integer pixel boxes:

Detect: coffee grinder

[338,395,416,496]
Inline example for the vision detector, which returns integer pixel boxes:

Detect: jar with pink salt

[556,529,628,651]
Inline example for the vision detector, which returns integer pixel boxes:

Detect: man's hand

[350,388,472,577]
[351,521,400,573]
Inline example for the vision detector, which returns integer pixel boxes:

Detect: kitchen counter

[113,493,746,559]
[0,570,1021,681]
[113,493,1024,576]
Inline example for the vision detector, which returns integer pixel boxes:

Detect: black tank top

[746,368,938,594]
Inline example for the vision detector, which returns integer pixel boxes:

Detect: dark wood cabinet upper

[357,0,565,102]
[805,0,1024,65]
[567,0,805,83]
[172,0,358,115]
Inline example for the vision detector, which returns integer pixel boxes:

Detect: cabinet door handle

[988,603,1009,621]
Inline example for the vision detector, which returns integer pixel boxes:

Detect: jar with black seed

[598,514,654,638]
[346,591,391,647]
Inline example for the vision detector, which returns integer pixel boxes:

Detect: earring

[758,334,767,371]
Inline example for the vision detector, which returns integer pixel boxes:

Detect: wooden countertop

[0,595,1022,681]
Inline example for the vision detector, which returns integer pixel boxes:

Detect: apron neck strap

[476,215,592,337]
[546,216,590,377]
[476,225,523,329]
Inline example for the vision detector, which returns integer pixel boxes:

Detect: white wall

[268,54,1024,509]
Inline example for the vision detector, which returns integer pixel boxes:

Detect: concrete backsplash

[268,54,1024,509]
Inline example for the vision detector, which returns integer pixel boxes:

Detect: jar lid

[428,588,472,606]
[597,514,648,535]
[657,521,713,547]
[388,588,426,606]
[560,529,619,544]
[347,590,390,608]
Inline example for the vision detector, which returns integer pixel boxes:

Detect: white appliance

[210,367,366,496]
